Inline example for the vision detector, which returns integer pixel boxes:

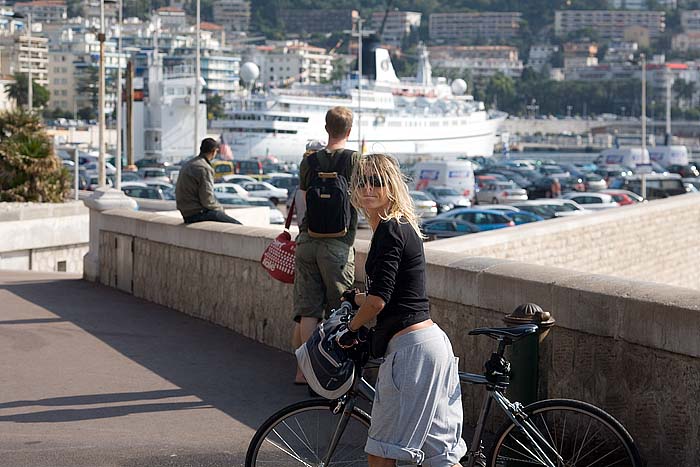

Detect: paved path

[0,270,309,466]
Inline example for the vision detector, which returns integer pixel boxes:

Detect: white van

[596,148,648,167]
[648,145,689,167]
[411,161,476,200]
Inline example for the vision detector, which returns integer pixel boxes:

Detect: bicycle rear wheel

[245,399,371,467]
[489,398,642,467]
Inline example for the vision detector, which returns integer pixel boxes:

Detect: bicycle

[245,323,643,467]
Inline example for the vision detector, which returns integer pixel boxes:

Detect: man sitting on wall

[175,138,241,225]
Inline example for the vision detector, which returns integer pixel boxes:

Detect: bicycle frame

[322,344,565,467]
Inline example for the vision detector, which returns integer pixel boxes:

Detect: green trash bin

[503,303,555,406]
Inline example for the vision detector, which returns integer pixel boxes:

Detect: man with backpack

[292,106,358,385]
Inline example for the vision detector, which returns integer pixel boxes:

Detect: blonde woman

[336,153,467,467]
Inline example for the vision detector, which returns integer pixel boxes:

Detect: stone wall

[0,202,89,274]
[90,208,700,467]
[430,193,700,290]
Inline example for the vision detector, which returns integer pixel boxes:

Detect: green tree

[484,72,516,110]
[206,94,226,120]
[0,109,70,202]
[5,73,50,109]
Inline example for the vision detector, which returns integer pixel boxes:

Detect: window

[428,222,452,231]
[455,222,473,232]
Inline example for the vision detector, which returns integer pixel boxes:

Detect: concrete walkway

[0,270,309,467]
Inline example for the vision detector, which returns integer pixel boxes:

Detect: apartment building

[201,21,225,47]
[429,12,521,43]
[212,0,250,34]
[528,45,559,72]
[278,9,358,35]
[428,45,523,79]
[369,10,421,46]
[681,10,700,32]
[155,6,187,31]
[0,33,49,87]
[162,53,240,95]
[252,40,333,86]
[672,32,700,51]
[563,42,599,70]
[81,0,117,26]
[554,10,665,42]
[604,41,638,63]
[14,0,67,23]
[46,26,126,115]
[608,0,676,9]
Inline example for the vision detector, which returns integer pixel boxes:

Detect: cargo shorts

[293,232,355,322]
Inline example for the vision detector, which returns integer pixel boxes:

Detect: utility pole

[194,0,201,156]
[665,73,672,146]
[641,53,647,200]
[357,17,362,154]
[115,0,122,189]
[126,60,134,167]
[98,0,106,187]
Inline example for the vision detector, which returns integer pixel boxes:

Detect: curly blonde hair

[350,153,423,238]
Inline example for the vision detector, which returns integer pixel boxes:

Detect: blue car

[437,208,515,231]
[421,218,480,240]
[503,210,544,225]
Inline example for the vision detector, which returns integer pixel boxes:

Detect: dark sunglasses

[358,175,385,188]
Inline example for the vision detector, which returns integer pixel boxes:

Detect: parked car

[215,193,284,224]
[423,186,471,213]
[421,218,480,240]
[474,204,520,212]
[476,181,528,204]
[600,189,644,205]
[666,163,700,179]
[121,182,171,200]
[212,161,235,181]
[612,174,686,200]
[120,171,141,183]
[409,191,438,218]
[213,183,250,197]
[137,167,170,184]
[437,208,515,231]
[583,173,607,192]
[502,210,545,225]
[562,193,620,210]
[240,181,288,204]
[268,175,299,192]
[221,174,257,184]
[511,200,589,219]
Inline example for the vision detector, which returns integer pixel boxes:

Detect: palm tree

[0,109,70,202]
[4,72,50,109]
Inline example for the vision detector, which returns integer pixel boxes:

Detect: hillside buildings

[14,0,67,23]
[369,10,421,46]
[429,12,521,43]
[278,9,358,35]
[429,45,524,80]
[554,10,665,43]
[251,40,333,86]
[212,0,250,34]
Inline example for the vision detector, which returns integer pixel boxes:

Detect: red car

[600,189,643,206]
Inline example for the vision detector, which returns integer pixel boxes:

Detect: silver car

[476,181,528,204]
[424,186,471,213]
[409,191,438,218]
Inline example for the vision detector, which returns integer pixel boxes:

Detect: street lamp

[98,0,117,187]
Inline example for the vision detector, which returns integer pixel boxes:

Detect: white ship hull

[213,107,505,163]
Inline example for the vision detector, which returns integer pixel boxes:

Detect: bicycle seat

[468,324,538,341]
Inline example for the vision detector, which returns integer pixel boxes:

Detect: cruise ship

[211,41,506,162]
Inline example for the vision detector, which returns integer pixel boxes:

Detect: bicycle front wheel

[489,398,642,467]
[245,399,371,467]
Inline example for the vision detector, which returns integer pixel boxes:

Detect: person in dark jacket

[175,138,241,225]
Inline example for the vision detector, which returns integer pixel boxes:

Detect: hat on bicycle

[296,302,363,399]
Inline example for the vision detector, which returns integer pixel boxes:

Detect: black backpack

[306,149,354,238]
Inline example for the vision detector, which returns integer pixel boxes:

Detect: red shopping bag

[261,198,296,284]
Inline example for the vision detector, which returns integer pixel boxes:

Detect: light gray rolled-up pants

[365,324,468,467]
